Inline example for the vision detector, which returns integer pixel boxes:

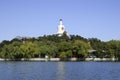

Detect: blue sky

[0,0,120,42]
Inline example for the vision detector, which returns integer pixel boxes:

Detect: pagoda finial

[60,19,62,21]
[60,19,63,25]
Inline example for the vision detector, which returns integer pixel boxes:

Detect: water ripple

[0,62,120,80]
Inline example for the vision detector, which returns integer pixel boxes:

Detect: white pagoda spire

[57,19,65,36]
[60,19,63,25]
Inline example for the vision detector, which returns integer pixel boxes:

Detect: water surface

[0,62,120,80]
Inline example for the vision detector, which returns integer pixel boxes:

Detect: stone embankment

[85,58,118,61]
[0,58,118,61]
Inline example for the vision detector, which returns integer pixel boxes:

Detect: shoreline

[0,58,118,62]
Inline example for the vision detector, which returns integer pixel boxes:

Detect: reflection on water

[0,62,120,80]
[57,62,65,80]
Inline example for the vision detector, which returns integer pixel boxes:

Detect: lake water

[0,62,120,80]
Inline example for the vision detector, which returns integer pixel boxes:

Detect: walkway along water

[0,58,118,61]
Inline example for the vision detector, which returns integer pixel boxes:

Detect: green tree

[58,41,72,58]
[72,40,92,58]
[106,40,120,58]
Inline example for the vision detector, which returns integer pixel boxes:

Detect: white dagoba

[57,19,65,36]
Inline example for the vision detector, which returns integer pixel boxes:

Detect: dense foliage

[0,34,120,59]
[89,38,120,58]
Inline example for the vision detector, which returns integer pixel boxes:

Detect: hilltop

[0,34,120,60]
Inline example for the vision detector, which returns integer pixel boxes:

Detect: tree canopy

[0,34,120,59]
